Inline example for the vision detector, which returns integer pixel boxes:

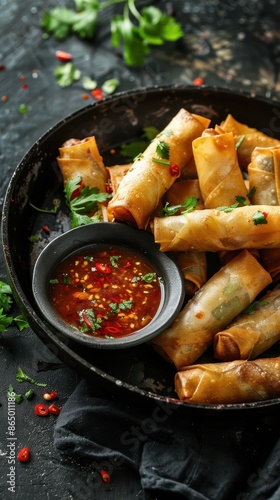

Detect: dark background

[1,0,280,498]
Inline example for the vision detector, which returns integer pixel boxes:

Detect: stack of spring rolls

[57,109,280,405]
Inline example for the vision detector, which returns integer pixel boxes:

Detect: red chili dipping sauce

[49,245,162,338]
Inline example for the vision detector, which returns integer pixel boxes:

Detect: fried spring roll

[106,163,132,194]
[165,179,206,295]
[171,251,207,297]
[152,250,272,370]
[106,109,210,229]
[248,146,280,205]
[152,205,280,252]
[220,114,280,169]
[214,287,280,361]
[192,132,248,208]
[57,137,108,192]
[175,357,280,404]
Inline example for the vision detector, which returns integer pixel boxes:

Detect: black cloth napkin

[53,379,280,499]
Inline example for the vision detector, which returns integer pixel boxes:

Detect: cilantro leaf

[54,62,81,87]
[13,315,30,332]
[120,126,159,159]
[158,196,199,217]
[139,6,183,44]
[252,210,268,226]
[111,14,149,66]
[247,186,257,198]
[41,0,99,39]
[7,385,24,404]
[64,177,111,228]
[156,140,170,160]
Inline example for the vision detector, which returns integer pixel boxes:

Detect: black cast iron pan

[2,84,280,415]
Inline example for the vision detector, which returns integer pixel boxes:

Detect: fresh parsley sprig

[41,0,183,67]
[64,176,112,228]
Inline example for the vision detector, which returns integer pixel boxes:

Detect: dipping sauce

[49,245,162,338]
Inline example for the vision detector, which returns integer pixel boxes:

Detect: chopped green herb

[156,140,170,160]
[120,126,159,160]
[235,135,245,149]
[252,210,268,226]
[243,300,270,315]
[64,176,112,228]
[82,76,97,90]
[54,62,81,87]
[110,255,120,268]
[16,367,47,387]
[247,186,257,198]
[101,78,119,95]
[158,196,200,217]
[49,279,59,284]
[152,157,171,166]
[7,385,24,404]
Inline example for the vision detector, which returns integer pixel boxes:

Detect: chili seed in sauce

[49,245,162,338]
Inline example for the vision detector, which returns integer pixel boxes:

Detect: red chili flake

[19,75,26,81]
[18,447,30,462]
[43,390,57,401]
[0,65,6,71]
[106,183,113,194]
[91,88,104,101]
[262,212,268,218]
[34,403,49,416]
[82,94,90,100]
[21,84,28,90]
[169,164,180,177]
[123,262,132,269]
[10,198,15,203]
[1,95,8,102]
[55,50,72,62]
[110,148,116,155]
[95,262,112,274]
[192,77,204,86]
[48,403,61,416]
[100,470,111,483]
[42,225,50,234]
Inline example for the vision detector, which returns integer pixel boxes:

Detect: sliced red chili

[104,326,121,335]
[82,312,92,329]
[55,50,72,62]
[43,390,57,401]
[169,164,180,177]
[193,77,204,86]
[18,447,30,462]
[42,225,50,234]
[262,211,268,218]
[95,262,112,274]
[100,469,111,483]
[48,403,61,416]
[91,88,104,101]
[34,403,49,416]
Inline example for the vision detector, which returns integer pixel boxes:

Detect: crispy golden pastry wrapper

[175,357,280,404]
[106,109,210,229]
[214,287,280,361]
[164,179,204,211]
[106,163,132,194]
[248,146,280,205]
[165,179,206,295]
[220,114,280,169]
[192,132,248,208]
[153,205,280,252]
[57,136,108,192]
[152,250,272,370]
[171,251,207,297]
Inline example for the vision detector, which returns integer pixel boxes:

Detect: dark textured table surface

[1,1,280,499]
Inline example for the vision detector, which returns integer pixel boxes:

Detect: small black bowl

[32,222,185,349]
